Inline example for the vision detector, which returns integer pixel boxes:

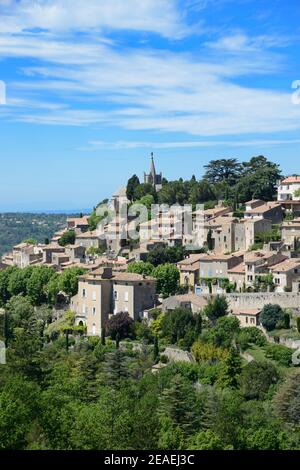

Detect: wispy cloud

[79,138,300,151]
[0,0,189,38]
[0,0,299,139]
[206,32,294,52]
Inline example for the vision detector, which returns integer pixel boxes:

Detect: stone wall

[224,292,300,311]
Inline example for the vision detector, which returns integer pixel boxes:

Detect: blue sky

[0,0,300,211]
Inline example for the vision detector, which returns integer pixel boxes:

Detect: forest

[0,265,300,450]
[0,213,69,257]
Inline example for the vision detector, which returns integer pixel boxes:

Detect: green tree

[204,316,240,349]
[153,264,180,298]
[102,350,129,390]
[273,370,300,425]
[46,266,86,303]
[106,311,134,340]
[260,304,285,331]
[207,229,214,251]
[58,230,76,247]
[297,317,300,334]
[204,158,242,185]
[127,261,154,276]
[217,347,242,389]
[238,156,281,202]
[265,344,293,367]
[160,307,202,349]
[0,266,17,306]
[26,266,55,305]
[0,377,40,449]
[188,430,229,450]
[70,388,133,450]
[203,295,228,324]
[126,174,140,202]
[239,361,279,400]
[21,238,37,245]
[158,374,197,436]
[153,336,159,362]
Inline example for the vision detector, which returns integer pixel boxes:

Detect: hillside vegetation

[0,213,70,256]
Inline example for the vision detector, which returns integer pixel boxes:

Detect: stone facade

[71,267,156,335]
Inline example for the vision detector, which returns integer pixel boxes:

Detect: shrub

[265,344,293,367]
[239,361,279,400]
[260,304,285,332]
[192,341,228,363]
[236,327,267,351]
[106,312,134,340]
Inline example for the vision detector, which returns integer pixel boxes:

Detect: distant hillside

[0,213,74,257]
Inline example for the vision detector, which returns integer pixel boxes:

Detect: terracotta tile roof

[76,230,98,238]
[178,254,205,266]
[13,242,34,249]
[270,258,300,273]
[228,262,245,274]
[281,176,300,184]
[67,216,89,225]
[245,202,281,214]
[232,308,262,316]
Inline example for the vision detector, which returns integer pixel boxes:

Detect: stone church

[144,153,163,191]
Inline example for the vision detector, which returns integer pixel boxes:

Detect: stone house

[244,200,283,225]
[228,262,246,292]
[12,243,44,268]
[270,258,300,293]
[177,253,203,287]
[244,251,287,287]
[71,267,156,336]
[66,215,89,233]
[75,230,102,249]
[277,176,300,202]
[281,218,300,248]
[65,244,86,263]
[42,244,65,264]
[231,308,262,327]
[161,293,209,314]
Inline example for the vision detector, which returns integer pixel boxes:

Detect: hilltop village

[2,155,300,336]
[2,155,300,451]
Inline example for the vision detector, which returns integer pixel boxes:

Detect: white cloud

[0,0,187,38]
[0,0,299,139]
[206,32,294,53]
[79,138,300,151]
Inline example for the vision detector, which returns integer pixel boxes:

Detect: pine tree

[115,332,120,349]
[217,347,242,389]
[153,336,159,362]
[158,374,197,435]
[101,327,106,346]
[102,350,128,390]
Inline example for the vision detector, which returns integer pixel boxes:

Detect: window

[124,306,128,313]
[92,324,96,335]
[124,291,129,301]
[92,307,96,316]
[250,318,255,324]
[82,288,86,298]
[246,317,248,324]
[92,291,96,301]
[82,304,86,314]
[114,291,118,300]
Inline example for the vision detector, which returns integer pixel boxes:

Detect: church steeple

[150,152,156,180]
[144,152,163,191]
